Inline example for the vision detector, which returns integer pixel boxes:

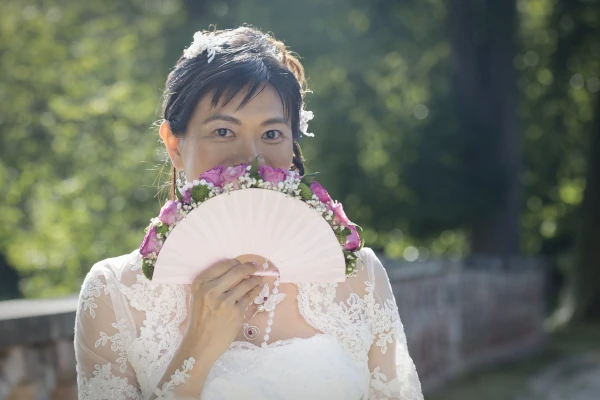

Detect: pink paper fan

[152,188,347,284]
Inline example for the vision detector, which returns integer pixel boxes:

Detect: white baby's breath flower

[299,108,314,137]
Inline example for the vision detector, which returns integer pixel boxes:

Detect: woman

[74,26,424,400]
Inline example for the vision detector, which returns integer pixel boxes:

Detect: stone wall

[0,255,546,398]
[0,296,78,400]
[383,255,547,390]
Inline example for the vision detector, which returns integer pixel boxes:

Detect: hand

[181,259,264,359]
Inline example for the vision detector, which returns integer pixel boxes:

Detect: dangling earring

[176,169,187,191]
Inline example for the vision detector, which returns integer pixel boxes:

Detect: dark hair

[161,26,309,200]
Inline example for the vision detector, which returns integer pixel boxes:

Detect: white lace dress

[74,247,423,400]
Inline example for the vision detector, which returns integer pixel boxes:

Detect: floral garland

[140,159,364,281]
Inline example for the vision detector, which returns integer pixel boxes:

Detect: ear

[159,120,184,170]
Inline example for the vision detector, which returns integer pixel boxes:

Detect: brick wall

[0,255,546,398]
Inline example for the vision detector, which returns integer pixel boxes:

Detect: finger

[235,281,265,312]
[213,262,259,292]
[223,275,264,305]
[193,259,240,284]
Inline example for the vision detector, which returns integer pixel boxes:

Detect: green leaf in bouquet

[191,185,210,202]
[351,223,363,232]
[249,155,260,179]
[298,182,313,201]
[142,259,154,280]
[175,184,183,202]
[155,223,169,236]
[300,172,320,186]
[335,226,351,243]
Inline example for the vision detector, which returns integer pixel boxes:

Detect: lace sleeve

[362,249,424,400]
[74,264,143,400]
[75,258,199,400]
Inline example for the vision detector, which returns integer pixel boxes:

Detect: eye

[214,128,233,138]
[263,130,282,140]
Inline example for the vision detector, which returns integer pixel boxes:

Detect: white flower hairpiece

[300,108,314,137]
[183,31,220,63]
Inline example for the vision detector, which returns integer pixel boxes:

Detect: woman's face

[161,84,295,182]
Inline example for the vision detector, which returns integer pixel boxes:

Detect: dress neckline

[228,333,328,351]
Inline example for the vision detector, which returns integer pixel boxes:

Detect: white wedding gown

[74,247,424,400]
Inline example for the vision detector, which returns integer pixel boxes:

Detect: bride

[74,26,424,400]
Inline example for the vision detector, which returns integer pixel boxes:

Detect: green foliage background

[1,0,598,301]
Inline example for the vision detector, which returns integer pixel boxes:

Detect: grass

[427,322,600,400]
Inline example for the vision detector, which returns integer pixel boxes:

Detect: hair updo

[161,25,310,200]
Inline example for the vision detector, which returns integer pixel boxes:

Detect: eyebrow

[202,114,288,127]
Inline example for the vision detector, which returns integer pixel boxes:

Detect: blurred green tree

[445,0,522,256]
[516,0,600,319]
[0,0,184,297]
[575,89,600,320]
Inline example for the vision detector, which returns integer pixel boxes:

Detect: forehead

[197,84,286,117]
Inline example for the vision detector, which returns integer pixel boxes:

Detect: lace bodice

[74,247,423,400]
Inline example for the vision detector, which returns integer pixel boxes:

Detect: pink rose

[344,225,361,251]
[259,165,287,184]
[199,166,224,187]
[328,201,350,226]
[221,164,247,189]
[181,187,192,204]
[158,200,179,225]
[139,226,161,257]
[180,186,192,204]
[310,181,332,204]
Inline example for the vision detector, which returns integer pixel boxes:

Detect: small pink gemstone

[248,329,253,334]
[264,297,268,301]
